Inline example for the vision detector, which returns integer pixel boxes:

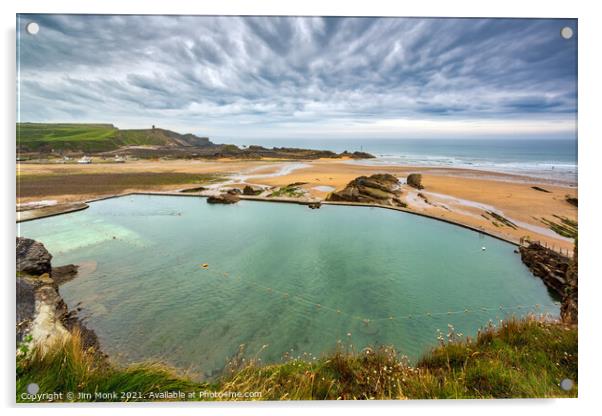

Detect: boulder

[207,193,240,204]
[51,264,80,285]
[16,237,52,276]
[406,173,424,189]
[243,185,262,196]
[326,173,405,207]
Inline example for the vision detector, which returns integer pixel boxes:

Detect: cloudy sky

[17,15,577,141]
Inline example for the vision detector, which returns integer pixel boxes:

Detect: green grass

[541,215,578,239]
[17,123,175,153]
[486,211,518,229]
[268,184,305,198]
[17,123,120,152]
[113,129,173,147]
[16,317,577,402]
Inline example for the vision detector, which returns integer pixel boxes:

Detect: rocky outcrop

[28,283,71,352]
[16,237,52,275]
[339,150,376,159]
[406,173,424,190]
[17,268,70,348]
[519,243,569,297]
[16,276,39,343]
[207,193,240,204]
[520,241,578,324]
[16,237,96,352]
[561,239,578,324]
[243,185,262,196]
[326,174,406,207]
[51,264,80,285]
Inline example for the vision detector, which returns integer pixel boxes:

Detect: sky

[17,15,577,141]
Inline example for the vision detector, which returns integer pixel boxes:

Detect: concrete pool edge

[17,190,523,248]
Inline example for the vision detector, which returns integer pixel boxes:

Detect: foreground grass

[16,316,577,402]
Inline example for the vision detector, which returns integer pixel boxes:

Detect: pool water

[19,194,559,379]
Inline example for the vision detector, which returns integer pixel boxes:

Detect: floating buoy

[481,246,486,251]
[201,263,209,269]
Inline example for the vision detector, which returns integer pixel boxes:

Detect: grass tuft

[17,317,577,402]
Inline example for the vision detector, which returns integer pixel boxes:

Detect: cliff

[16,237,98,351]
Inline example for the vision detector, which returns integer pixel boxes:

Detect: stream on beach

[18,194,559,379]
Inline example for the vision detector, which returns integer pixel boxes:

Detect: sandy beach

[17,158,577,252]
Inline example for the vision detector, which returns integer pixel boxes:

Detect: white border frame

[2,1,600,415]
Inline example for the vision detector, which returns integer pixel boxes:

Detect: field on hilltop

[16,123,212,153]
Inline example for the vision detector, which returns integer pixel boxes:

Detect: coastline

[16,158,577,252]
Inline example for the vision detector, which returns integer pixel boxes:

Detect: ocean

[226,138,578,184]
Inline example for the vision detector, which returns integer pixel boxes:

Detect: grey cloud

[17,15,577,138]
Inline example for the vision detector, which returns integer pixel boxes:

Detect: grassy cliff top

[17,316,577,401]
[16,123,211,153]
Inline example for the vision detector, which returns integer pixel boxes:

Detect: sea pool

[19,194,559,379]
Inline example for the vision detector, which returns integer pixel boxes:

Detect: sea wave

[348,153,577,184]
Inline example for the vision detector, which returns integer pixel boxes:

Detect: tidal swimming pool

[19,194,559,379]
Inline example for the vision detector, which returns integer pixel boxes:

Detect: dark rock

[561,239,578,324]
[308,202,321,209]
[180,186,207,193]
[531,186,551,193]
[226,188,243,195]
[16,276,40,342]
[338,150,376,159]
[16,237,52,276]
[565,196,578,207]
[519,242,570,297]
[51,264,79,285]
[207,193,240,204]
[243,185,262,196]
[326,173,405,207]
[406,173,424,190]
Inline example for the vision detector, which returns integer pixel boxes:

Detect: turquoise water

[18,195,559,379]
